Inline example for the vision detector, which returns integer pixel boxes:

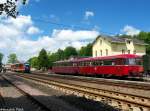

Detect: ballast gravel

[4,73,119,111]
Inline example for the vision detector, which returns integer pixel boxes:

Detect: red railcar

[11,63,30,73]
[52,60,78,74]
[52,54,143,77]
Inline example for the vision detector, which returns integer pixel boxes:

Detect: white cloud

[122,25,140,36]
[0,15,99,63]
[84,11,94,20]
[5,15,32,29]
[27,26,40,34]
[52,29,99,41]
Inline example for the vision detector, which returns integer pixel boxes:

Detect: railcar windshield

[126,58,143,65]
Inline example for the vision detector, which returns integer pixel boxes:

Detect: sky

[0,0,150,63]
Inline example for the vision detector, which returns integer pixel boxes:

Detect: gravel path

[0,76,44,111]
[5,73,119,111]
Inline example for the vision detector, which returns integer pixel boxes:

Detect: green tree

[136,31,150,54]
[8,53,17,63]
[38,49,49,70]
[0,53,3,69]
[79,43,92,57]
[64,46,78,59]
[28,57,39,69]
[0,53,3,63]
[56,49,64,60]
[48,53,58,67]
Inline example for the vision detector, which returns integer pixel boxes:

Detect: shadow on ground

[1,95,119,111]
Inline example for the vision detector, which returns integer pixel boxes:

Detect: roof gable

[92,35,147,45]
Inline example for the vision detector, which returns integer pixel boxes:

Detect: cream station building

[92,35,147,57]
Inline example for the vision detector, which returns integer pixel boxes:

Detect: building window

[100,50,102,56]
[127,40,131,44]
[95,51,97,57]
[100,40,102,45]
[128,50,130,54]
[134,50,136,54]
[106,49,108,56]
[122,49,125,54]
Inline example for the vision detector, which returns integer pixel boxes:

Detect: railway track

[32,73,150,91]
[0,75,51,111]
[11,73,150,111]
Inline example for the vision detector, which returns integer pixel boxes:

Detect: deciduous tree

[0,53,3,63]
[8,53,17,63]
[28,57,39,69]
[64,46,78,59]
[38,49,49,70]
[79,43,92,57]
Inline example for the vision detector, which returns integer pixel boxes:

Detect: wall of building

[92,37,146,57]
[111,42,146,55]
[92,37,112,57]
[134,44,146,55]
[111,43,127,55]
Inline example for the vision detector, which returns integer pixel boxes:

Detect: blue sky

[0,0,150,62]
[21,0,150,35]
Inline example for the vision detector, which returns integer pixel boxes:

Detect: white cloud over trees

[122,25,140,36]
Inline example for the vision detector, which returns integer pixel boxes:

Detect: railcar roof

[54,59,77,63]
[53,54,142,63]
[77,54,141,62]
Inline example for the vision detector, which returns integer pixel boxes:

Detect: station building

[92,35,147,57]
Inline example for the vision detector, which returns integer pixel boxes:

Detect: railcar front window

[126,58,143,65]
[128,59,136,65]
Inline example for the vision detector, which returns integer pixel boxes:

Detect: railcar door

[114,58,127,76]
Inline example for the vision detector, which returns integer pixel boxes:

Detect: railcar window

[126,58,143,65]
[115,59,125,65]
[73,62,77,66]
[57,63,60,66]
[55,63,57,66]
[64,62,66,66]
[89,61,92,66]
[92,60,102,66]
[128,59,136,65]
[71,62,73,66]
[99,61,104,66]
[85,62,87,66]
[103,60,114,65]
[79,62,81,66]
[86,61,90,66]
[82,62,85,66]
[84,62,87,66]
[92,61,96,66]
